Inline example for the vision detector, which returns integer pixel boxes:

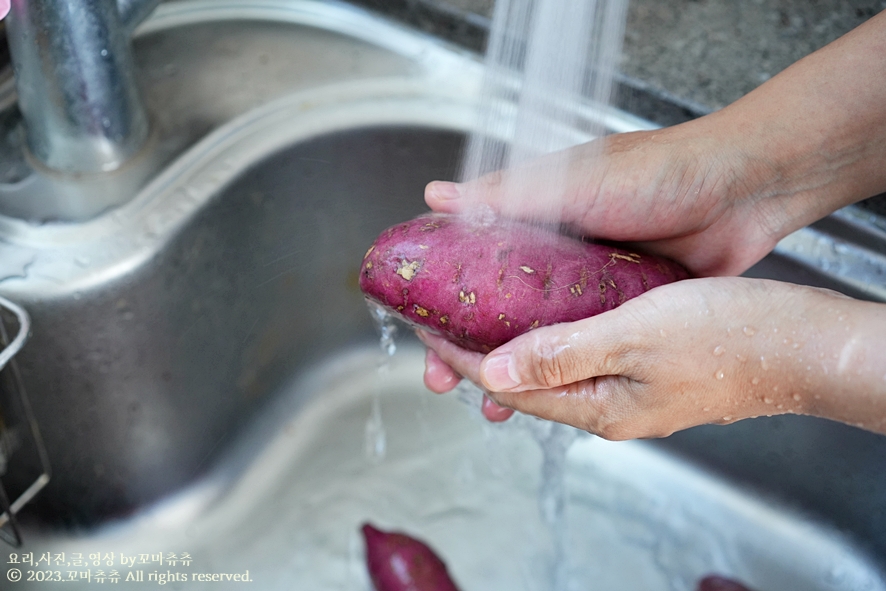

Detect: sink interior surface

[0,1,883,589]
[14,345,886,590]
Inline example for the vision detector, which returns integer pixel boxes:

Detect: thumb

[479,313,635,393]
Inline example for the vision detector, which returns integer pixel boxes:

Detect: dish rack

[0,295,50,547]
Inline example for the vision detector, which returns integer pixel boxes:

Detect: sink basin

[0,1,884,589]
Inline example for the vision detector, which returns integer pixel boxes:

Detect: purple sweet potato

[362,523,461,591]
[360,213,689,353]
[698,575,757,591]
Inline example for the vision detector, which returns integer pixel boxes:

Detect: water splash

[367,300,398,358]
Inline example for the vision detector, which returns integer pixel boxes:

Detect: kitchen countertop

[399,0,883,113]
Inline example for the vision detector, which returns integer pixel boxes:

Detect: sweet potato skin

[360,213,689,353]
[362,523,461,591]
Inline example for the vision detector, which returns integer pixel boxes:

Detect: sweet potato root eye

[360,213,689,353]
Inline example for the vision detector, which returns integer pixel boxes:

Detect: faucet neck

[5,0,157,173]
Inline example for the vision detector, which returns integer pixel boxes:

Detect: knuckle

[591,417,633,441]
[526,339,571,388]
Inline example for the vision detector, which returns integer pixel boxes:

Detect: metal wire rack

[0,295,50,547]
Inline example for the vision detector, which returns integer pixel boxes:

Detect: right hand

[427,119,791,279]
[428,9,886,278]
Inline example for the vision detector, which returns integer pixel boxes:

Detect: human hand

[421,277,886,438]
[428,121,783,279]
[419,10,886,434]
[427,11,886,280]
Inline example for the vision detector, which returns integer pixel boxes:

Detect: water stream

[365,301,397,462]
[457,0,629,587]
[460,0,628,226]
[362,1,633,585]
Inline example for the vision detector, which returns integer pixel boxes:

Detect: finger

[416,330,485,385]
[424,181,464,213]
[423,347,462,393]
[479,308,641,393]
[488,376,676,440]
[424,144,603,224]
[481,394,515,422]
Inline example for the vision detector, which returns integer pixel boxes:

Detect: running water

[365,301,397,462]
[458,1,629,587]
[460,0,628,227]
[527,419,582,590]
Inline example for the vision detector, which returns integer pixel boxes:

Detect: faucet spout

[5,0,159,174]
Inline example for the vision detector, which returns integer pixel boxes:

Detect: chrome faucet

[1,0,160,219]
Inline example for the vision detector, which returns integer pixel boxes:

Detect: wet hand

[426,122,785,278]
[420,277,886,438]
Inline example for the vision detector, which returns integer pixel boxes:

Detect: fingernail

[428,181,462,201]
[482,353,519,391]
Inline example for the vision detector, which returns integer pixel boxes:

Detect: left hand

[420,276,886,439]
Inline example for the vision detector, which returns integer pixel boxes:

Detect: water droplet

[713,345,725,357]
[751,377,760,385]
[659,329,667,338]
[837,315,846,322]
[776,404,784,410]
[760,356,770,370]
[763,397,774,404]
[735,353,747,362]
[772,327,779,333]
[715,369,725,380]
[722,416,733,422]
[742,325,756,336]
[702,407,711,412]
[793,393,802,402]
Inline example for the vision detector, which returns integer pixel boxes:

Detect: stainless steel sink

[0,1,884,589]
